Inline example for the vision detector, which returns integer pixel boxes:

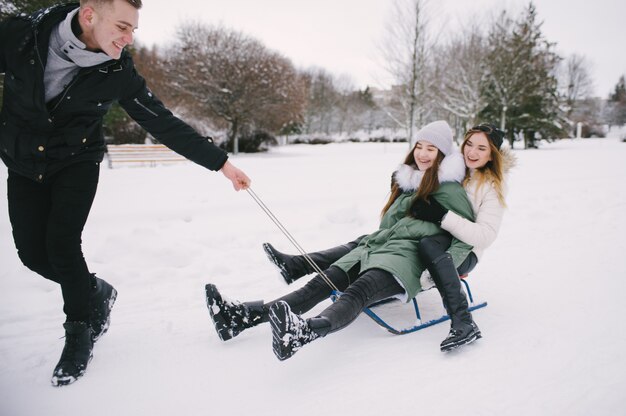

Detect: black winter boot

[263,239,361,284]
[90,276,117,342]
[205,284,267,341]
[440,324,479,352]
[269,301,327,361]
[51,321,94,387]
[427,253,480,352]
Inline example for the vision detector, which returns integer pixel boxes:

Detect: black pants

[267,264,403,334]
[7,162,100,322]
[266,264,361,317]
[317,268,403,333]
[418,234,478,275]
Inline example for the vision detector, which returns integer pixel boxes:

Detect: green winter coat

[333,181,475,301]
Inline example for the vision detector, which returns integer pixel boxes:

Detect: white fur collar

[394,148,466,192]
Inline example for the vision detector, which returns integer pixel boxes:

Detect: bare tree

[379,0,436,146]
[559,54,594,130]
[436,27,489,131]
[166,23,305,153]
[556,53,595,136]
[561,54,594,103]
[300,68,341,135]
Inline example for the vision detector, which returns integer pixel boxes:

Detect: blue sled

[332,277,487,335]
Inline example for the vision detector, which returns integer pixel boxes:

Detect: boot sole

[204,284,234,341]
[262,243,295,285]
[51,352,94,387]
[440,331,479,352]
[269,302,296,361]
[92,288,117,343]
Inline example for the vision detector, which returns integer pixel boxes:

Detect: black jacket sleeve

[118,58,228,171]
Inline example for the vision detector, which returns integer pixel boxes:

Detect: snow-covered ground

[1,138,625,415]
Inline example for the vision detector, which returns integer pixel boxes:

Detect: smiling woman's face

[463,132,492,169]
[413,140,439,171]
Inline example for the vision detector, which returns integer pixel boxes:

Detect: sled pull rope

[246,188,339,291]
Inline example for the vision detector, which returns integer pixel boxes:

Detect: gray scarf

[44,7,112,102]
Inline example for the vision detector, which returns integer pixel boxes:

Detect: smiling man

[0,0,251,387]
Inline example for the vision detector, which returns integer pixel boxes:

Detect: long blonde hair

[381,146,445,217]
[461,131,508,206]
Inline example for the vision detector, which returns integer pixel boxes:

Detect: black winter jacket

[0,4,228,182]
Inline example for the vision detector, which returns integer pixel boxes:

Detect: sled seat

[105,144,188,168]
[331,274,487,335]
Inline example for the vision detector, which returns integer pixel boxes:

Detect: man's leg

[44,162,100,386]
[7,170,61,283]
[46,162,101,323]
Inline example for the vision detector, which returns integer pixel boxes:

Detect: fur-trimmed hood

[394,148,466,192]
[501,147,517,174]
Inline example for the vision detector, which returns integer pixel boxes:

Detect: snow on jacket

[440,148,516,260]
[0,4,228,182]
[332,149,475,301]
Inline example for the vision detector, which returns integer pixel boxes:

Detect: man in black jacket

[0,0,251,386]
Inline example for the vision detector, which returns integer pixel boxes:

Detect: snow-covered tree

[481,3,565,148]
[379,0,437,146]
[165,23,305,153]
[0,0,56,19]
[435,27,489,131]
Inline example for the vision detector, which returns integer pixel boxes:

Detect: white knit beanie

[413,120,453,155]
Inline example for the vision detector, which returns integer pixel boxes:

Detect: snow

[1,138,625,415]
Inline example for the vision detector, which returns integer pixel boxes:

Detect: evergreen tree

[608,75,626,126]
[1,0,57,18]
[481,3,566,148]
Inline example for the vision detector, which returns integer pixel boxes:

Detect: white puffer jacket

[440,149,515,260]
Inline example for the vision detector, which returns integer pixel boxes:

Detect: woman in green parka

[205,120,475,360]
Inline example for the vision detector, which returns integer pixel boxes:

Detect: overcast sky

[136,0,625,98]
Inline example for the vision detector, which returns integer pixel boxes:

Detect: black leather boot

[427,253,480,352]
[263,237,362,284]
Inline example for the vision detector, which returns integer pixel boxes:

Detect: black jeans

[267,264,403,334]
[317,268,404,333]
[418,234,478,275]
[7,162,100,322]
[266,264,361,318]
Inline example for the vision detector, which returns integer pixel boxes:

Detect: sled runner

[332,274,487,335]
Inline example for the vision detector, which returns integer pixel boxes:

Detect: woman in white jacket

[409,123,515,350]
[257,124,515,351]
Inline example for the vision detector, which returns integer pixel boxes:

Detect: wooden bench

[105,144,188,168]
